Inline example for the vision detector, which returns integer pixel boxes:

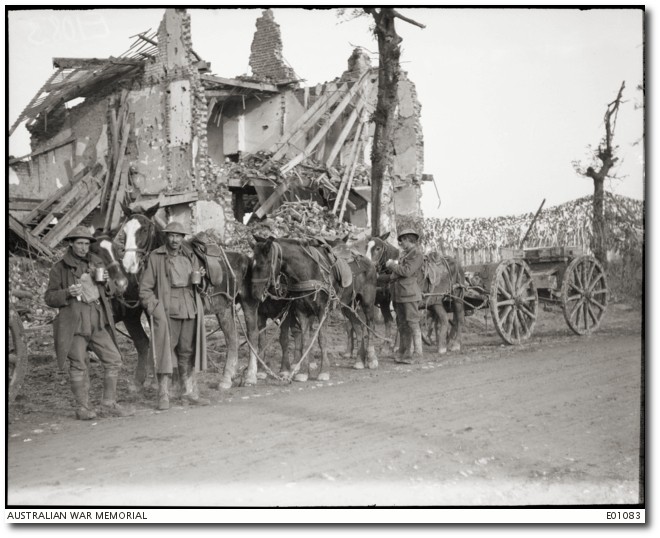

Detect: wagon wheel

[8,305,28,402]
[489,259,538,345]
[561,255,608,335]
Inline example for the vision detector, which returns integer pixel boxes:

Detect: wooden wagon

[461,246,609,344]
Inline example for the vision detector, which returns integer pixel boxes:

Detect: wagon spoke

[501,268,515,297]
[569,297,584,319]
[512,312,520,341]
[582,302,590,332]
[565,293,582,304]
[589,297,607,311]
[496,299,516,307]
[519,303,537,321]
[588,275,606,293]
[585,260,595,287]
[586,304,599,326]
[591,289,608,296]
[568,281,584,295]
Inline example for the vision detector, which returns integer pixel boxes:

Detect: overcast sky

[7,6,645,218]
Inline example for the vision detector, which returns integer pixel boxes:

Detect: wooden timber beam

[279,71,372,175]
[325,80,377,168]
[53,57,143,69]
[201,74,279,92]
[9,137,76,165]
[9,214,55,259]
[267,81,346,161]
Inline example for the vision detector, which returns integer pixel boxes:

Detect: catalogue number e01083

[606,511,642,521]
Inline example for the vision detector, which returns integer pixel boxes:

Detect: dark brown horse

[366,233,465,354]
[251,236,379,382]
[107,207,262,391]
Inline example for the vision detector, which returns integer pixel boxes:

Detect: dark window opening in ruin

[225,153,240,163]
[232,190,259,224]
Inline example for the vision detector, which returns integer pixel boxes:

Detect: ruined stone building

[9,8,429,256]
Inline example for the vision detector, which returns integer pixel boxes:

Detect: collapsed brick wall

[249,9,296,82]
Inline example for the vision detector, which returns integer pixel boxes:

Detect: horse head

[251,235,283,301]
[117,203,162,275]
[91,232,128,295]
[366,232,399,272]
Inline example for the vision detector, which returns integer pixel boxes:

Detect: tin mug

[191,270,202,285]
[94,267,106,282]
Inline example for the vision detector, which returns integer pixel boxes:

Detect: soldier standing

[385,229,425,364]
[138,221,209,410]
[45,226,135,419]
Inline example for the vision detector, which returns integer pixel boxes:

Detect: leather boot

[100,375,135,417]
[180,362,210,406]
[411,322,424,363]
[395,325,412,364]
[70,378,96,420]
[157,374,171,411]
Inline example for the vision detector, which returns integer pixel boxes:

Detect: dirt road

[7,305,642,507]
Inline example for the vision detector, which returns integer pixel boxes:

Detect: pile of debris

[8,256,57,329]
[207,199,361,255]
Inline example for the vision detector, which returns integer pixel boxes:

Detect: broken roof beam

[201,74,279,92]
[53,57,143,69]
[279,71,372,176]
[325,79,377,168]
[268,81,346,161]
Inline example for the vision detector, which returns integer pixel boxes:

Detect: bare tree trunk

[367,8,401,238]
[583,81,625,270]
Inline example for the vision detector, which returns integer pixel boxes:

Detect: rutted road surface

[7,311,642,507]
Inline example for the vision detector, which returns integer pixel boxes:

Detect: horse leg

[291,311,309,383]
[123,312,153,392]
[241,299,259,386]
[447,300,464,352]
[341,318,355,360]
[316,311,331,382]
[216,304,238,390]
[431,304,449,355]
[345,305,365,370]
[364,302,378,369]
[279,314,292,376]
[256,313,269,379]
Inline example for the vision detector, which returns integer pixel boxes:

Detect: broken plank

[42,187,103,248]
[21,181,76,225]
[268,81,347,160]
[53,57,143,69]
[108,162,130,232]
[324,80,376,168]
[333,121,365,214]
[253,179,293,220]
[9,214,55,259]
[201,74,279,92]
[129,191,199,211]
[279,73,371,176]
[104,119,131,232]
[9,136,76,165]
[31,166,103,235]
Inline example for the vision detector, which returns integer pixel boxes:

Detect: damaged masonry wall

[11,8,426,245]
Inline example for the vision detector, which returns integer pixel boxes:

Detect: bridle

[252,241,284,301]
[371,239,398,272]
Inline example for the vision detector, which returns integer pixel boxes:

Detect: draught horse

[251,236,379,381]
[99,205,262,391]
[366,233,465,354]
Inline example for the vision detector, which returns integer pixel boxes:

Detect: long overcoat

[389,244,424,303]
[139,244,207,374]
[45,250,119,370]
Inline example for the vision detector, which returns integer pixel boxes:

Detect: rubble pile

[254,200,359,239]
[204,199,360,255]
[8,256,57,328]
